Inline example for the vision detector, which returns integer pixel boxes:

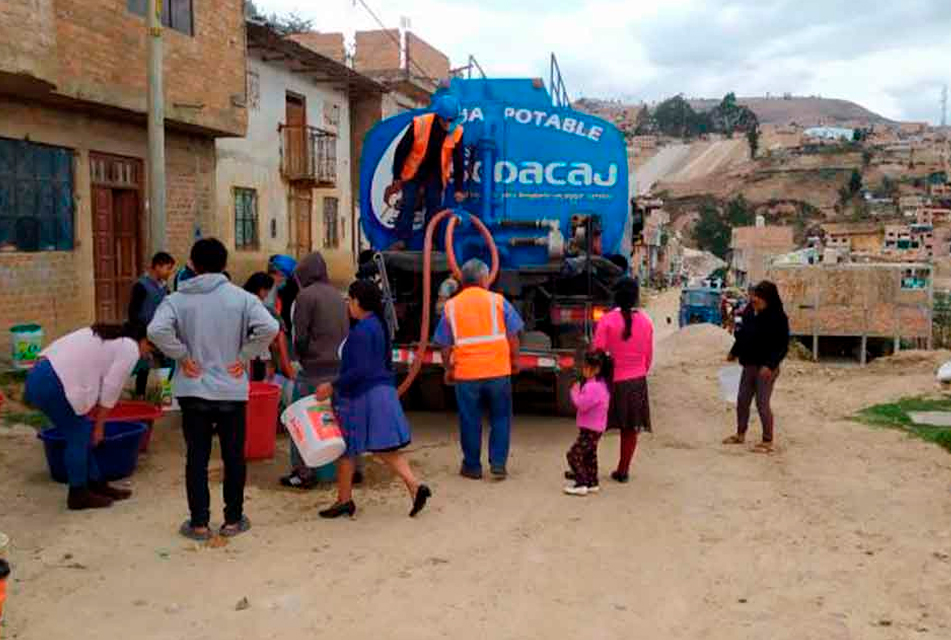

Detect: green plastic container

[10,324,43,370]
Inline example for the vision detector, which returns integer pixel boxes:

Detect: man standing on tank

[387,94,467,250]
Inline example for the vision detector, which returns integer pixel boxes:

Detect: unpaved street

[2,294,951,640]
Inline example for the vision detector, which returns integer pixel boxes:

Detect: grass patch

[855,396,951,453]
[1,410,48,429]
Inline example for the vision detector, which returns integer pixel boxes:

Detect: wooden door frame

[89,152,145,268]
[89,152,145,322]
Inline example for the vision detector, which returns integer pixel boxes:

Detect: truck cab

[678,287,723,328]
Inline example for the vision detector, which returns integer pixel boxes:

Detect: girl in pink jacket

[564,351,613,496]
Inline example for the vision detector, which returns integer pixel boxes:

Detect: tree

[726,195,755,226]
[746,124,761,159]
[692,200,731,259]
[849,169,863,195]
[634,105,653,135]
[245,0,314,34]
[653,95,708,139]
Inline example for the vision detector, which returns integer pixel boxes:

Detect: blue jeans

[454,376,512,472]
[395,173,445,244]
[26,360,101,488]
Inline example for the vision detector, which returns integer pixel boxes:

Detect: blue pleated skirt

[333,384,411,456]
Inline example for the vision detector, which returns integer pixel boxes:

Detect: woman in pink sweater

[564,350,613,496]
[592,277,654,483]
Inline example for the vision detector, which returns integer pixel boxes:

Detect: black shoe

[490,465,508,480]
[460,466,483,480]
[67,487,113,510]
[89,481,133,501]
[319,501,356,519]
[352,471,364,486]
[409,484,432,517]
[564,470,576,481]
[611,471,630,484]
[280,472,317,490]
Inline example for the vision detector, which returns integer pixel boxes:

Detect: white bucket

[280,395,346,467]
[0,531,8,559]
[938,361,951,383]
[718,365,742,404]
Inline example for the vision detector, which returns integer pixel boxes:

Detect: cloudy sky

[255,0,951,123]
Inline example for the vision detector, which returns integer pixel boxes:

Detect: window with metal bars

[128,0,193,36]
[234,187,258,250]
[323,196,339,249]
[0,138,74,252]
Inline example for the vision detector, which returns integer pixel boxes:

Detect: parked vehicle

[678,287,723,328]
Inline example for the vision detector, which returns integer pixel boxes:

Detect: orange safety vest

[446,287,511,381]
[400,113,464,187]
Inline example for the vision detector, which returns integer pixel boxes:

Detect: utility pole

[941,84,948,129]
[147,0,166,255]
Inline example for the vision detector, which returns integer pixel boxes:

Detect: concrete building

[729,222,795,288]
[0,0,246,353]
[219,22,384,284]
[883,223,951,262]
[819,222,885,254]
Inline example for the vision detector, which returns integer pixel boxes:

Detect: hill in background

[686,96,893,126]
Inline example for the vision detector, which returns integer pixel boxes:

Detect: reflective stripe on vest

[445,288,510,380]
[400,113,464,187]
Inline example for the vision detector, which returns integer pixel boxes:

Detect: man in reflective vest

[388,94,466,250]
[433,259,524,479]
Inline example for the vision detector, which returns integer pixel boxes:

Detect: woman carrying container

[25,323,153,510]
[592,277,654,483]
[723,280,790,453]
[315,279,431,519]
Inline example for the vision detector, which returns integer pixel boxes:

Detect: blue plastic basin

[37,421,148,483]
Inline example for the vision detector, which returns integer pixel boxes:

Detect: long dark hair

[91,322,147,342]
[243,272,274,297]
[278,277,299,330]
[752,280,784,314]
[584,349,614,386]
[614,277,640,340]
[348,279,392,370]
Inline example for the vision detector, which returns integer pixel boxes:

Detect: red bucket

[108,401,163,453]
[245,382,281,460]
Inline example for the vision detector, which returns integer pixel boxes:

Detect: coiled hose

[397,209,500,397]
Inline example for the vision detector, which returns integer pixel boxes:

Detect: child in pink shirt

[564,351,613,496]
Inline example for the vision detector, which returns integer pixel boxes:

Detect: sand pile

[657,323,734,367]
[868,349,951,371]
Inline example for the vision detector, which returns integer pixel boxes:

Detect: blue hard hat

[268,254,297,279]
[435,95,461,132]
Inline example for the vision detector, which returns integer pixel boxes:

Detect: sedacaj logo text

[470,160,618,187]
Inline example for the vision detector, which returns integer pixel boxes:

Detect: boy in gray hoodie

[149,238,279,540]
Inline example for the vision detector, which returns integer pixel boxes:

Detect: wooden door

[286,93,307,176]
[92,186,119,322]
[291,187,312,259]
[92,188,140,323]
[114,190,140,319]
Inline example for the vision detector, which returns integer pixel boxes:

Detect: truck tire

[555,370,577,417]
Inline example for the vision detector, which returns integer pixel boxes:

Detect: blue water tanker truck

[358,72,637,414]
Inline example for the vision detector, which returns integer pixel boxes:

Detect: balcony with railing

[279,124,337,186]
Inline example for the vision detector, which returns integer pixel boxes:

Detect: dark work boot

[67,487,114,510]
[90,481,133,501]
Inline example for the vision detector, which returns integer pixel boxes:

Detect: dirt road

[2,297,951,639]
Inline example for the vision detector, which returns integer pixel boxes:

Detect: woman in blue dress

[315,279,431,518]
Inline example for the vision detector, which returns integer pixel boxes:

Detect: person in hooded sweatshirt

[723,280,790,454]
[280,251,351,489]
[148,238,279,540]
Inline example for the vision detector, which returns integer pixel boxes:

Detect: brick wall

[0,99,215,357]
[1,0,246,136]
[405,32,449,81]
[354,30,401,72]
[288,32,346,64]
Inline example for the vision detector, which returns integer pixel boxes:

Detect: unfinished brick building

[767,263,933,363]
[0,0,247,354]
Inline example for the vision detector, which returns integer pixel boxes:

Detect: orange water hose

[396,209,500,397]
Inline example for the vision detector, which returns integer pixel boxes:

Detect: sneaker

[588,484,600,493]
[490,465,508,480]
[563,484,589,496]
